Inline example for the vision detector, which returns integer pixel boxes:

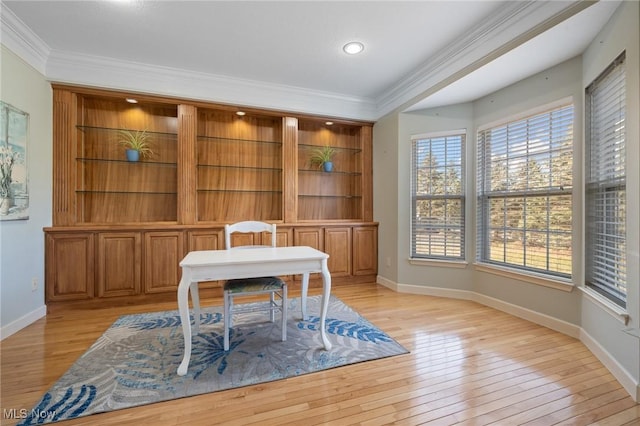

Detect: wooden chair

[223,221,287,351]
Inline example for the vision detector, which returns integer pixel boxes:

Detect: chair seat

[224,276,285,293]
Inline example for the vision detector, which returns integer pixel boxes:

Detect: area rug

[18,295,408,425]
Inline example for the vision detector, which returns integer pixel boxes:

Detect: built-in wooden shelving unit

[45,85,377,303]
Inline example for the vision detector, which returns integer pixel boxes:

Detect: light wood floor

[2,283,639,426]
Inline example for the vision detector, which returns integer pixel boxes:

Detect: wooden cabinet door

[293,227,323,280]
[45,233,94,301]
[187,229,224,251]
[97,232,141,297]
[144,231,184,293]
[353,226,378,276]
[275,226,293,247]
[187,229,224,289]
[325,227,352,277]
[293,227,324,250]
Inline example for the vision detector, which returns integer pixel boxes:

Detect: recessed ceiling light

[325,121,334,126]
[236,111,246,116]
[125,98,138,104]
[343,41,364,55]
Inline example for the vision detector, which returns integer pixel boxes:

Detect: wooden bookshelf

[196,109,283,222]
[46,85,377,303]
[75,96,178,224]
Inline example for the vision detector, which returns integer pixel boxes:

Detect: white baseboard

[0,305,47,340]
[580,328,640,402]
[376,276,637,402]
[472,293,581,339]
[377,275,474,300]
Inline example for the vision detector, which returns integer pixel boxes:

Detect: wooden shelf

[196,108,283,222]
[296,119,367,221]
[70,97,179,224]
[49,85,377,303]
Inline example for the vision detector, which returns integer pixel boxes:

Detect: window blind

[477,104,574,277]
[585,52,626,307]
[411,133,465,260]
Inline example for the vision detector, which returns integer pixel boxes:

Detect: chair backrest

[224,221,277,249]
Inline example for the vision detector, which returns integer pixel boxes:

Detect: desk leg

[301,272,309,321]
[190,282,200,335]
[177,275,192,376]
[320,258,333,350]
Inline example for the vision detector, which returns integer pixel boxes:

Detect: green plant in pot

[309,145,337,172]
[118,129,154,162]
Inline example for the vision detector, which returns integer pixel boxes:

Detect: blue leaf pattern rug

[19,295,408,425]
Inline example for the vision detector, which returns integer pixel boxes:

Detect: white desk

[176,246,332,376]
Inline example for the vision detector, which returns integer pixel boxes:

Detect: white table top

[180,246,328,268]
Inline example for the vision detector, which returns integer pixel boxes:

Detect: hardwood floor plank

[1,283,637,426]
[592,405,640,425]
[521,388,635,425]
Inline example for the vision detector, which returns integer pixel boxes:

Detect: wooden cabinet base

[48,86,376,307]
[44,223,377,305]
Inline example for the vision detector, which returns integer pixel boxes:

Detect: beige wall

[373,113,400,280]
[580,0,640,397]
[0,45,52,337]
[471,56,583,325]
[373,0,639,399]
[397,103,475,292]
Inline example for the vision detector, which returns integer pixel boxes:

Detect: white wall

[0,45,52,338]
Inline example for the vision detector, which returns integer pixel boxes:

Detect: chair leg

[224,291,230,351]
[301,273,309,321]
[269,291,275,322]
[281,284,287,342]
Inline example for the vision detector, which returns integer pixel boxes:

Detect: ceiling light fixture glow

[125,98,138,104]
[236,111,246,116]
[343,41,364,55]
[325,121,334,126]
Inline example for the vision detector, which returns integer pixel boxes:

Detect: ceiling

[0,1,621,121]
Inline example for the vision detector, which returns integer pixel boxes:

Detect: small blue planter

[126,149,140,162]
[323,161,333,172]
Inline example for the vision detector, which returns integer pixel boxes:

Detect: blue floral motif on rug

[18,295,408,425]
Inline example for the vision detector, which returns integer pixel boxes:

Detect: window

[585,52,626,307]
[411,131,465,260]
[477,104,574,278]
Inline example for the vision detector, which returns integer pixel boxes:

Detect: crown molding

[0,0,376,121]
[45,50,378,121]
[0,3,49,74]
[2,0,592,121]
[375,0,595,118]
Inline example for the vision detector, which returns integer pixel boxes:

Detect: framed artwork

[0,101,29,221]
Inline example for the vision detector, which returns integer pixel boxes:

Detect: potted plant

[309,145,337,172]
[118,129,154,162]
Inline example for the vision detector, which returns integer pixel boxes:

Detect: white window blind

[477,104,574,277]
[411,132,465,260]
[585,52,626,307]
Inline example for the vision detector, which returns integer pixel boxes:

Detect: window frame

[410,130,466,261]
[476,101,574,280]
[585,51,627,308]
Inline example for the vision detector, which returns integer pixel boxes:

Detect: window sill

[474,262,574,292]
[579,286,630,325]
[408,258,468,269]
